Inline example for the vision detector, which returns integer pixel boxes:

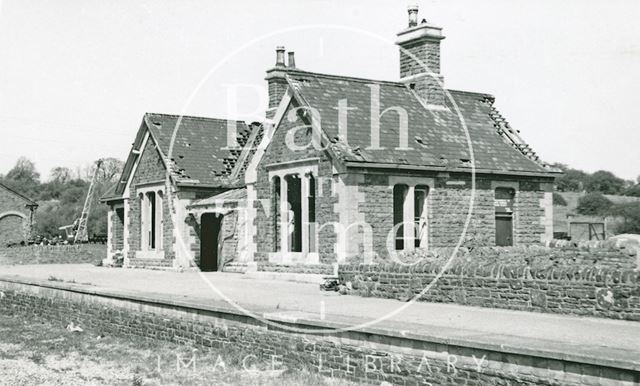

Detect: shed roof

[0,182,37,206]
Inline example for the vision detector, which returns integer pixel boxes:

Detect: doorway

[200,213,223,272]
[495,216,513,246]
[495,187,515,246]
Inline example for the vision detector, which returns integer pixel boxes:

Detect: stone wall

[0,185,36,246]
[0,244,106,265]
[350,175,552,260]
[1,278,636,385]
[339,244,640,321]
[391,242,639,272]
[254,100,338,263]
[428,181,494,248]
[126,137,174,261]
[257,262,334,275]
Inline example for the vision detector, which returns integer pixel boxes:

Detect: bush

[576,192,613,216]
[585,170,626,194]
[608,202,640,234]
[553,192,567,206]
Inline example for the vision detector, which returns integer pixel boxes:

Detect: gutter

[342,161,561,178]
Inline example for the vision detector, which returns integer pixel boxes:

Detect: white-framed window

[138,186,164,252]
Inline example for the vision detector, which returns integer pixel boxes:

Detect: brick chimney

[265,46,295,119]
[396,5,446,108]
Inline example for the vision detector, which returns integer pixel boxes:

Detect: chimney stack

[265,46,298,119]
[275,46,286,67]
[396,6,446,108]
[287,52,296,68]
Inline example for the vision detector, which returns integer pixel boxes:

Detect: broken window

[286,175,302,253]
[394,183,429,251]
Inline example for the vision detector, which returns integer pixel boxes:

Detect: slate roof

[105,113,262,201]
[0,182,38,206]
[286,71,558,176]
[145,113,258,184]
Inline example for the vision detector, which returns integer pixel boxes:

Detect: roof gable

[0,182,37,206]
[108,113,263,199]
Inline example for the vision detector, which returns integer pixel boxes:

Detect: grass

[0,313,354,385]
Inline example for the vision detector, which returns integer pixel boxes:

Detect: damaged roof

[145,113,258,184]
[106,113,262,200]
[286,71,558,176]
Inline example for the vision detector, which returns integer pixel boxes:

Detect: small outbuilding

[0,182,37,246]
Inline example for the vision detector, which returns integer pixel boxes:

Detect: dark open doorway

[200,213,223,272]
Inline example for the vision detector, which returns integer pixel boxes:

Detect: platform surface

[1,263,639,371]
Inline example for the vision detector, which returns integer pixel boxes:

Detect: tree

[1,157,40,197]
[625,184,640,197]
[50,167,73,184]
[98,157,125,183]
[585,170,626,195]
[576,192,613,216]
[552,164,589,192]
[608,202,640,234]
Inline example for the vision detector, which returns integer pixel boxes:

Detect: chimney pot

[408,4,419,27]
[275,46,286,67]
[287,51,296,68]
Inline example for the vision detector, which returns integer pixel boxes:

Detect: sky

[0,0,638,181]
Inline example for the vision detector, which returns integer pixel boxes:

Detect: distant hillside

[553,192,640,234]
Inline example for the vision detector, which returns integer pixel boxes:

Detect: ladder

[74,159,103,244]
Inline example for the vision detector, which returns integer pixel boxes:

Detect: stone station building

[102,7,559,272]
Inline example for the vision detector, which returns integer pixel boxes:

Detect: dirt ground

[0,312,353,386]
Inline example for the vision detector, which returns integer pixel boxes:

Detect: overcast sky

[0,0,638,181]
